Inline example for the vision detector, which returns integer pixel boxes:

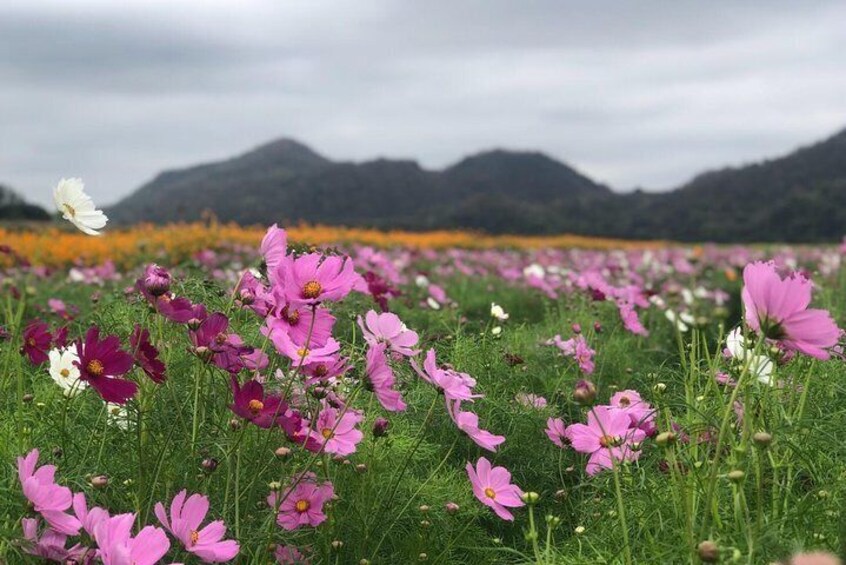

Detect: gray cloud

[2,0,845,208]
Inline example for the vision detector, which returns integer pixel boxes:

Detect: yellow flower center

[484,487,496,499]
[27,337,36,347]
[297,347,310,359]
[599,434,622,448]
[247,399,264,414]
[87,359,104,377]
[63,203,76,218]
[190,530,199,545]
[295,499,310,513]
[302,280,322,299]
[60,368,70,378]
[321,428,334,439]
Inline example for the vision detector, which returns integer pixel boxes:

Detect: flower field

[1,219,845,564]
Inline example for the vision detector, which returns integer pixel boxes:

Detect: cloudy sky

[2,0,846,208]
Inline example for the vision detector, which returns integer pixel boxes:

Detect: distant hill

[0,185,50,221]
[108,128,846,242]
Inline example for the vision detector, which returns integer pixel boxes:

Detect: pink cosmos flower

[301,354,351,386]
[358,311,419,357]
[275,544,310,564]
[545,417,569,449]
[21,518,84,562]
[609,390,655,431]
[515,392,547,409]
[365,343,407,412]
[74,326,137,404]
[267,327,341,366]
[411,349,481,402]
[260,224,288,285]
[94,513,171,565]
[362,270,401,312]
[466,457,525,521]
[742,261,839,360]
[130,325,166,383]
[268,474,334,531]
[21,320,52,365]
[550,334,596,374]
[304,403,364,456]
[276,253,361,306]
[17,449,81,535]
[617,301,649,337]
[565,406,646,475]
[448,401,505,452]
[72,492,109,537]
[230,377,287,429]
[155,490,239,562]
[263,305,336,348]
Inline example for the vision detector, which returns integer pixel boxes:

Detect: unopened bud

[727,470,745,483]
[445,502,459,514]
[274,446,292,458]
[355,464,367,473]
[201,458,218,473]
[331,540,344,551]
[372,417,390,438]
[656,431,676,447]
[573,380,596,406]
[697,540,719,563]
[520,491,540,505]
[90,475,109,489]
[752,432,772,447]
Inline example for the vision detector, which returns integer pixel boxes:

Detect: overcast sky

[2,0,845,208]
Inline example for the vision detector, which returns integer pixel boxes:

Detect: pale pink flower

[448,401,505,452]
[93,513,170,565]
[358,310,419,357]
[466,457,525,521]
[565,406,646,475]
[365,343,406,412]
[545,418,569,449]
[411,349,481,402]
[155,490,239,563]
[17,449,81,535]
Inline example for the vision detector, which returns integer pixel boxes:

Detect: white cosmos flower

[490,302,509,321]
[53,178,108,235]
[725,327,775,385]
[523,263,545,279]
[665,309,695,332]
[106,403,132,430]
[48,348,87,397]
[426,297,441,310]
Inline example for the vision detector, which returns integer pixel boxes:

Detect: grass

[1,242,845,564]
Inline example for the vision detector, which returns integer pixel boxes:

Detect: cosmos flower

[21,518,84,562]
[490,303,509,321]
[364,343,407,412]
[301,403,364,456]
[74,326,137,404]
[229,377,287,429]
[129,325,166,383]
[48,347,87,397]
[155,490,239,562]
[466,457,525,521]
[357,310,419,357]
[742,261,839,360]
[565,406,646,475]
[268,473,334,531]
[21,320,52,365]
[275,253,362,306]
[17,449,81,536]
[411,349,481,403]
[448,401,505,452]
[93,513,170,565]
[53,178,108,235]
[545,418,569,449]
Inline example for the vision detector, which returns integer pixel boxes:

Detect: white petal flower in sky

[53,178,108,235]
[48,347,87,397]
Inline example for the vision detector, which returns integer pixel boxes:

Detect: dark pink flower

[230,377,286,429]
[268,473,334,530]
[155,490,239,562]
[21,320,51,365]
[74,326,137,404]
[130,325,166,383]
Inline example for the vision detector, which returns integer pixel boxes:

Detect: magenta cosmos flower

[93,513,170,565]
[365,343,406,412]
[268,473,334,531]
[609,389,656,433]
[155,490,239,562]
[304,403,364,456]
[263,305,336,350]
[565,406,646,475]
[358,310,419,357]
[742,261,839,360]
[411,349,481,402]
[21,320,52,365]
[448,401,505,452]
[17,449,81,535]
[466,457,525,521]
[229,377,287,429]
[21,518,84,562]
[74,326,137,404]
[129,325,166,383]
[276,252,362,306]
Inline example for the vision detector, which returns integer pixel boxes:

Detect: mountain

[0,185,50,221]
[108,128,846,242]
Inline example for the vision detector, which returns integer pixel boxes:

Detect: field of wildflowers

[1,184,845,564]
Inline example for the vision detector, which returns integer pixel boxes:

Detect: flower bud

[697,540,719,562]
[238,288,256,305]
[193,346,212,361]
[201,458,218,473]
[445,502,459,514]
[187,318,203,331]
[355,464,367,473]
[419,505,430,513]
[520,491,540,505]
[331,540,344,551]
[372,417,390,438]
[572,323,581,334]
[727,470,745,483]
[593,321,602,333]
[554,489,568,502]
[22,393,34,403]
[573,380,596,406]
[656,431,676,447]
[143,264,171,297]
[274,446,292,458]
[418,553,428,561]
[653,383,667,394]
[419,520,430,529]
[90,475,109,489]
[752,431,772,447]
